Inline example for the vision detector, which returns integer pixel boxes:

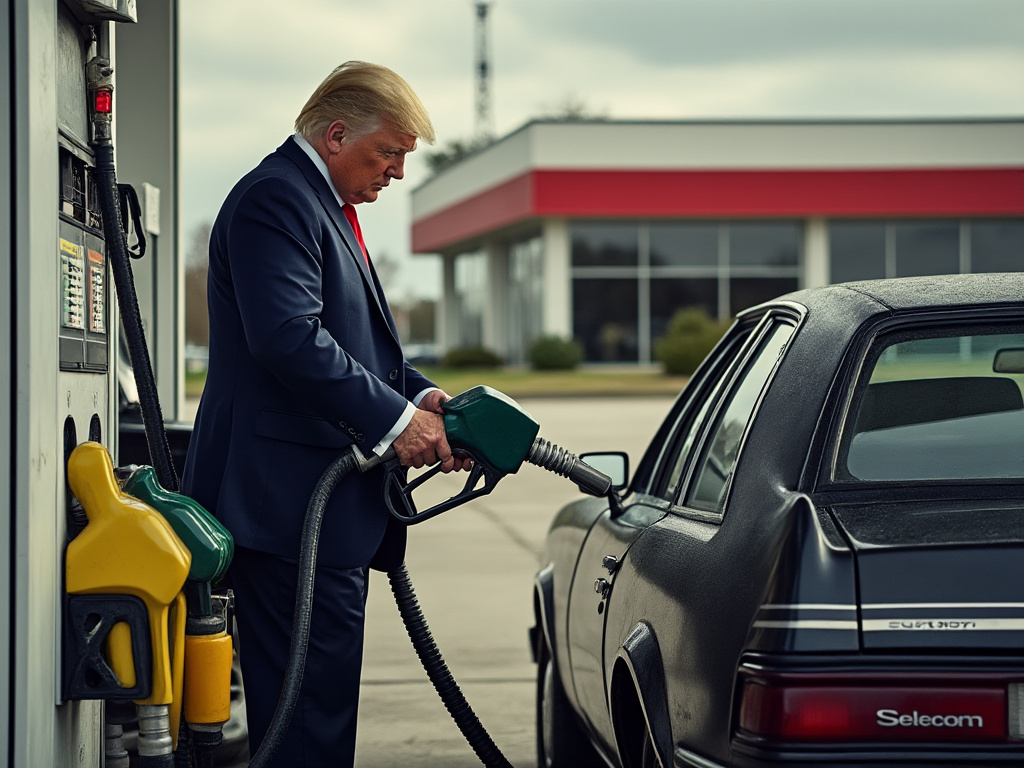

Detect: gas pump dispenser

[54,6,237,768]
[2,1,192,766]
[54,5,186,767]
[53,3,140,767]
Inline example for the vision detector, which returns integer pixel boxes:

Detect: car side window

[685,322,794,515]
[660,329,754,501]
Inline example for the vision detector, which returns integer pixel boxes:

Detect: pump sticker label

[87,248,106,334]
[60,238,85,330]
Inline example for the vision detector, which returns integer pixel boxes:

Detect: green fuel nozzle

[383,385,613,525]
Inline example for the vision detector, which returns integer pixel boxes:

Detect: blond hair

[295,61,435,144]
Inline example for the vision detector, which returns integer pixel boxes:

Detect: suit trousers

[230,545,368,767]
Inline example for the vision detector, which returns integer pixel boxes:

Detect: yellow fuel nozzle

[65,441,191,707]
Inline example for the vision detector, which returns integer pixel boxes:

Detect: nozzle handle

[383,461,503,525]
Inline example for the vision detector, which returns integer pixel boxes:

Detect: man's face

[326,122,417,205]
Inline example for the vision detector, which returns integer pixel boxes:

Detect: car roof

[748,273,1024,319]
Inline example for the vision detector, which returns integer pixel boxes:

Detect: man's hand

[417,389,449,416]
[391,390,471,472]
[392,408,454,471]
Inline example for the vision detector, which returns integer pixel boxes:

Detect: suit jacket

[181,136,432,569]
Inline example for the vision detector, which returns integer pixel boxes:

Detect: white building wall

[541,219,571,339]
[527,121,1024,170]
[439,255,457,354]
[483,240,508,357]
[411,120,1024,221]
[804,218,830,289]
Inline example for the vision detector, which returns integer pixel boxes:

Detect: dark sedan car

[533,273,1024,768]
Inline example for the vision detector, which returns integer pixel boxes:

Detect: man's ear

[325,120,347,153]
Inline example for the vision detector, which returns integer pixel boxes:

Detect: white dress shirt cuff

[372,388,442,456]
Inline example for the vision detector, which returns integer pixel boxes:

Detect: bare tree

[372,249,401,294]
[423,135,495,176]
[423,97,606,178]
[535,94,608,122]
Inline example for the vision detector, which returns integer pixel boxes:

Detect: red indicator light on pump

[93,89,113,114]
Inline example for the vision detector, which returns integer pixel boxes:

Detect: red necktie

[342,203,369,267]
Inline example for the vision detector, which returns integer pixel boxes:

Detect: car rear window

[843,329,1024,481]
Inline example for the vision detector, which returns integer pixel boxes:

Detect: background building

[411,119,1024,365]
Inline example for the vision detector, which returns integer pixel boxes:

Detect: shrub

[440,346,503,369]
[654,308,731,376]
[529,335,584,371]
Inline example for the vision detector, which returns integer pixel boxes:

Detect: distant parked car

[533,273,1024,768]
[116,339,194,475]
[185,343,210,374]
[403,342,440,367]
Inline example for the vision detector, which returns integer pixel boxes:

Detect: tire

[536,633,602,768]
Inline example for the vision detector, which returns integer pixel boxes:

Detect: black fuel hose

[251,448,513,768]
[249,450,358,768]
[94,143,179,493]
[388,566,513,768]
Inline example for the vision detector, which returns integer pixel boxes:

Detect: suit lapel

[277,138,397,341]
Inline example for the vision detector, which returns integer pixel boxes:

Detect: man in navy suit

[182,61,463,767]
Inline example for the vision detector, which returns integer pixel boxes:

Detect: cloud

[497,0,1024,69]
[178,0,1024,300]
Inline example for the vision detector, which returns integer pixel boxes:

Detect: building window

[729,222,800,267]
[730,278,798,314]
[454,251,487,349]
[894,221,959,277]
[650,278,718,341]
[573,277,638,362]
[971,220,1024,272]
[828,222,887,282]
[828,219,1024,283]
[508,235,544,364]
[570,220,802,364]
[650,222,718,267]
[571,223,638,267]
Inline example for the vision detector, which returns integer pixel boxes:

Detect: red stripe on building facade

[412,168,1024,253]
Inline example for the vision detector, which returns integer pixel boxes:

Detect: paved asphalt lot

[353,396,674,768]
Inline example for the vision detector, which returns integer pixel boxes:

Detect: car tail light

[738,672,1014,744]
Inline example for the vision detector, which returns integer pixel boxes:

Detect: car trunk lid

[829,499,1024,651]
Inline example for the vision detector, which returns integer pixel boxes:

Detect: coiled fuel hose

[254,437,611,768]
[249,450,358,767]
[94,139,177,495]
[249,448,513,768]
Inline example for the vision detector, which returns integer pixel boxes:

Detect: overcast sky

[179,0,1024,301]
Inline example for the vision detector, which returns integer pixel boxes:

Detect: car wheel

[536,634,601,768]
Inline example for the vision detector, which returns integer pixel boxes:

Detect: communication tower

[474,1,494,140]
